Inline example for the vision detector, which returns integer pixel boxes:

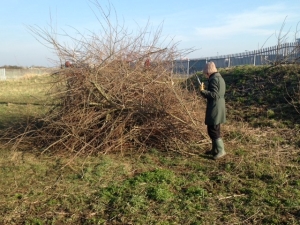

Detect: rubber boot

[213,138,226,160]
[205,141,216,155]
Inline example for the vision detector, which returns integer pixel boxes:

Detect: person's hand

[200,83,205,91]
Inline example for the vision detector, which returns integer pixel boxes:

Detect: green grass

[1,148,299,224]
[0,71,300,224]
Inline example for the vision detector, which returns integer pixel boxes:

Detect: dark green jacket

[200,72,226,125]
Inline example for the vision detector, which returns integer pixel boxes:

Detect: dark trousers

[207,124,221,140]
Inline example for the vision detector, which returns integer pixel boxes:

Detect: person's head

[65,61,72,68]
[203,61,217,78]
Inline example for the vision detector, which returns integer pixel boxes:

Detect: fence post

[0,68,6,80]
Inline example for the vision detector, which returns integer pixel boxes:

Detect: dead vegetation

[22,64,206,155]
[4,0,207,155]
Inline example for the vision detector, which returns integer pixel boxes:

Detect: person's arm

[200,78,219,99]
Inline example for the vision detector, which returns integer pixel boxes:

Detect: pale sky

[1,0,300,67]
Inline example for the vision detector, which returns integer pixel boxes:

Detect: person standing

[200,62,226,159]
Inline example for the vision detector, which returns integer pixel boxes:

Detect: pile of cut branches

[5,0,207,155]
[27,60,207,154]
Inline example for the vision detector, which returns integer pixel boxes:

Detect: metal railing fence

[173,41,300,75]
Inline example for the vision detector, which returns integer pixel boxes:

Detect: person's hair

[203,61,217,75]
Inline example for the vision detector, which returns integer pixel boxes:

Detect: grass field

[0,66,300,224]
